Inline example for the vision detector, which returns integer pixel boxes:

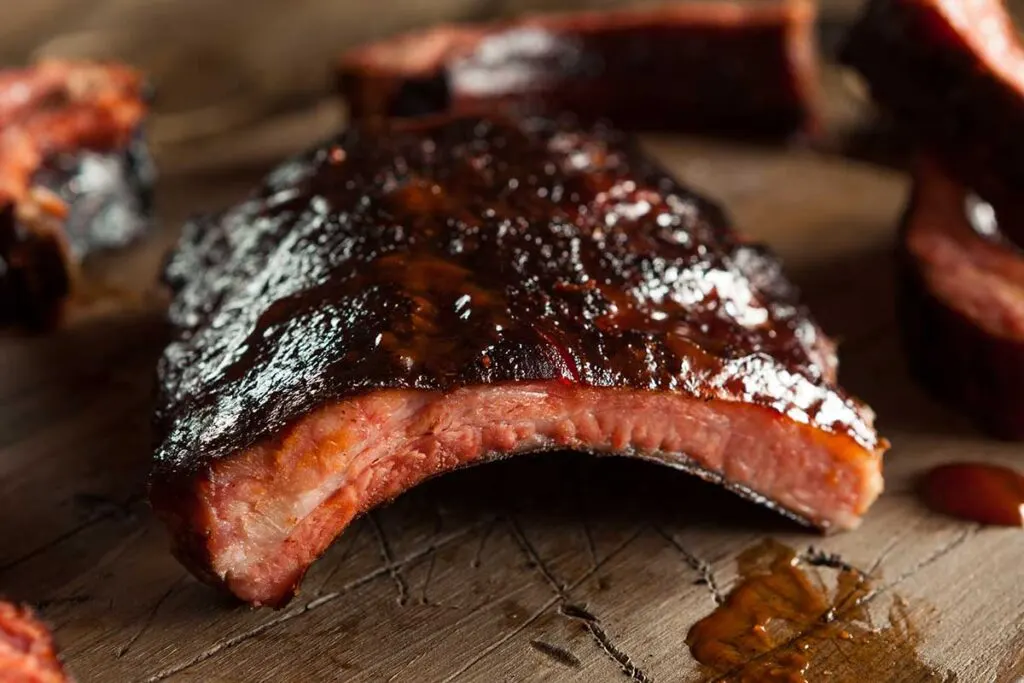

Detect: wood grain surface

[0,4,1023,681]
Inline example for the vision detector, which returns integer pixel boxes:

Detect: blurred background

[0,0,860,174]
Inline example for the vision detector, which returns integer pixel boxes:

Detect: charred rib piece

[0,602,71,683]
[900,161,1024,439]
[0,60,154,329]
[841,0,1024,245]
[151,114,885,607]
[338,0,819,138]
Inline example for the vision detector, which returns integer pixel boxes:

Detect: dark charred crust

[153,113,878,481]
[840,0,1024,245]
[0,130,155,329]
[898,189,1024,440]
[338,1,820,138]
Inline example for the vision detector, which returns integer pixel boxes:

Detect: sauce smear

[922,462,1024,526]
[687,540,937,682]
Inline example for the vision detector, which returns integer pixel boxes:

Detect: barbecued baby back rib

[151,114,885,606]
[338,0,819,138]
[0,60,153,328]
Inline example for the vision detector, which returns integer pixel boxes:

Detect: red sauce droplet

[922,462,1024,526]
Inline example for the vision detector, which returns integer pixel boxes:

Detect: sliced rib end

[900,161,1024,439]
[151,383,883,607]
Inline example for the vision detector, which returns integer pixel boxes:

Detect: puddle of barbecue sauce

[922,463,1024,527]
[686,540,941,682]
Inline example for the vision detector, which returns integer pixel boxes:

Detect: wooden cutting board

[1,73,1022,682]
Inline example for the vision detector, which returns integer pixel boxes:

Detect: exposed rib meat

[841,0,1024,245]
[0,602,71,683]
[338,0,819,137]
[900,160,1024,438]
[150,114,885,607]
[0,60,153,329]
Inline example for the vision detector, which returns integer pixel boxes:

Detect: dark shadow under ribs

[0,61,154,329]
[150,114,885,607]
[899,160,1024,439]
[0,602,70,683]
[840,0,1024,246]
[338,0,819,138]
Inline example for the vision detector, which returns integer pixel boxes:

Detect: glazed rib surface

[152,114,884,605]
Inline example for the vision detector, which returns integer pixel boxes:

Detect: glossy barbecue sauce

[155,115,882,471]
[922,462,1024,527]
[687,540,936,682]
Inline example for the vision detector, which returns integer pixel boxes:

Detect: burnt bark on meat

[841,0,1024,246]
[899,161,1024,439]
[0,61,153,329]
[151,114,884,606]
[0,602,71,683]
[338,0,819,138]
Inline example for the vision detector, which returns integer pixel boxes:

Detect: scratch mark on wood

[84,525,150,580]
[387,647,433,683]
[1,513,119,573]
[559,603,597,622]
[34,595,90,611]
[866,533,906,577]
[530,639,582,669]
[508,517,565,593]
[579,615,653,683]
[829,638,854,667]
[581,520,599,569]
[73,492,143,521]
[471,517,498,569]
[415,492,447,608]
[419,550,438,606]
[509,519,653,683]
[871,525,979,599]
[655,526,723,605]
[442,528,644,682]
[444,595,562,683]
[313,521,366,595]
[368,511,409,606]
[144,521,490,682]
[802,546,861,574]
[117,575,185,658]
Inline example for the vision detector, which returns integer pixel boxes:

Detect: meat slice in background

[0,60,154,329]
[0,602,71,683]
[338,0,819,138]
[150,114,885,607]
[841,0,1024,246]
[900,160,1024,439]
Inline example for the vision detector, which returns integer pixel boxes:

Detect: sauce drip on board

[686,540,940,682]
[922,462,1024,527]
